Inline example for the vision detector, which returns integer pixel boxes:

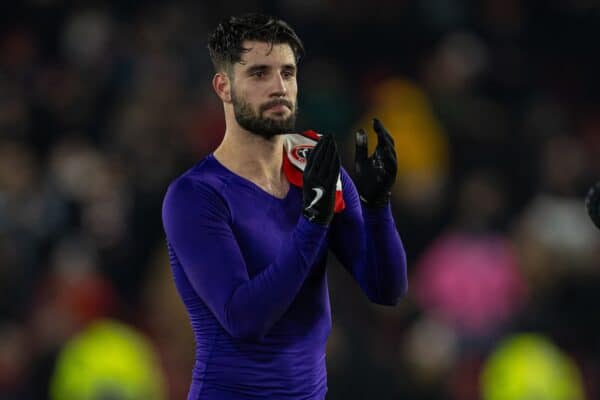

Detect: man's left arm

[329,119,408,305]
[329,168,407,305]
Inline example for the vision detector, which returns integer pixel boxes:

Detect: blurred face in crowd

[228,40,298,139]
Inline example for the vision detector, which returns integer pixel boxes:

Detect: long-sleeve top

[161,153,407,400]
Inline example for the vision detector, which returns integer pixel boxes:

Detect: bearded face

[231,87,297,139]
[221,41,299,139]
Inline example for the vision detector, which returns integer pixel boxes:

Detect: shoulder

[161,160,232,239]
[163,156,230,217]
[167,155,231,195]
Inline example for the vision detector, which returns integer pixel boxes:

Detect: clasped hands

[302,118,398,225]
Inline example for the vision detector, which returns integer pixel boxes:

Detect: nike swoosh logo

[307,187,324,209]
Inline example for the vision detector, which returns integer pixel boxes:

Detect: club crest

[290,145,313,163]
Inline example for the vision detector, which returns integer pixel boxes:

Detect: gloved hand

[355,118,398,208]
[302,134,340,226]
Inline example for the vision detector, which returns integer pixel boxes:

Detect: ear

[212,72,232,103]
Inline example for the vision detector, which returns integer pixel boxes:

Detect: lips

[261,100,293,113]
[267,104,288,112]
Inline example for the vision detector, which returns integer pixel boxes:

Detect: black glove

[355,118,398,208]
[302,134,340,226]
[585,181,600,230]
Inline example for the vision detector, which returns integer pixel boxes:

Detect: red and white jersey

[282,130,345,213]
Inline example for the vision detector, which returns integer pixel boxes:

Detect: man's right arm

[162,177,327,342]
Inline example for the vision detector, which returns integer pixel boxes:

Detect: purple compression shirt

[161,153,407,399]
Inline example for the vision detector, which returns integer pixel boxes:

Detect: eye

[282,70,295,79]
[252,70,265,78]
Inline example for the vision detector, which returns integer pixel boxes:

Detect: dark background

[1,1,599,399]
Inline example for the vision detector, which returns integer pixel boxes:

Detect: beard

[231,90,297,139]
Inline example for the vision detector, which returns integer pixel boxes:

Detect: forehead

[236,40,296,69]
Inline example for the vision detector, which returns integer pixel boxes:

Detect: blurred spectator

[140,246,195,400]
[0,2,598,399]
[351,77,451,261]
[355,77,449,212]
[49,319,166,400]
[413,170,526,338]
[0,323,32,399]
[514,134,600,294]
[480,333,585,400]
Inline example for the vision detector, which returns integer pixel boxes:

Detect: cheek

[238,88,259,107]
[288,81,298,99]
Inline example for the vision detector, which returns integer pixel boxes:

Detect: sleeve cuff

[362,202,395,224]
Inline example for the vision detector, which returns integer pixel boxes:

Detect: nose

[270,73,287,97]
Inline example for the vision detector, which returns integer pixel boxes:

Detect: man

[162,13,407,400]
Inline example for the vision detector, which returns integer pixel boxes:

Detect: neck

[213,117,288,196]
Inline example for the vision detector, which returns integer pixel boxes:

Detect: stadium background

[1,1,599,399]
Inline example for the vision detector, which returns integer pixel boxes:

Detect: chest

[227,185,306,277]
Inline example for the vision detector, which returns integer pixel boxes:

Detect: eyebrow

[281,64,297,72]
[245,64,297,74]
[245,65,269,74]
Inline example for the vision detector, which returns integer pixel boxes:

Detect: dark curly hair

[207,13,305,73]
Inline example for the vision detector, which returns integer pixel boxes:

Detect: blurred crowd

[1,1,599,399]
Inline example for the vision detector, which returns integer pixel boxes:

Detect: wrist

[301,211,332,227]
[359,191,391,209]
[362,201,394,223]
[302,207,333,226]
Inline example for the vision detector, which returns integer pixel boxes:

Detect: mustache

[260,99,294,113]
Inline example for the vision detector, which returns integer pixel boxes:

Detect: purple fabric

[161,154,407,399]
